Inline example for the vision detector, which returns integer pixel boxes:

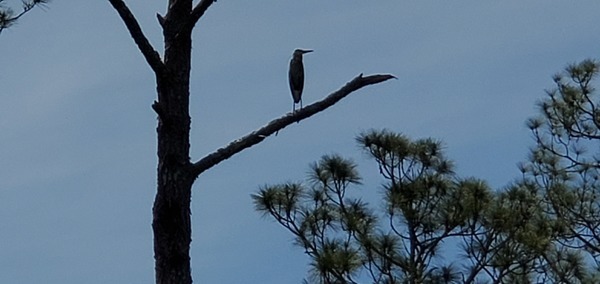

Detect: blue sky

[2,1,600,283]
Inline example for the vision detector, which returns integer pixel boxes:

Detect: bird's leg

[296,101,301,123]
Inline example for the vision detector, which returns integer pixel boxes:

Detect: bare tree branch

[108,0,166,76]
[189,73,396,178]
[187,0,216,30]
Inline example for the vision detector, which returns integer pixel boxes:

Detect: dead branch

[189,73,396,178]
[108,0,166,77]
[188,0,217,30]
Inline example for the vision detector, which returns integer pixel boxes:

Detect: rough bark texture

[108,1,393,283]
[109,0,199,283]
[152,1,194,283]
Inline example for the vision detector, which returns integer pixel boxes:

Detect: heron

[289,49,313,113]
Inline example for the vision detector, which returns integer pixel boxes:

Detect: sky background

[2,1,600,283]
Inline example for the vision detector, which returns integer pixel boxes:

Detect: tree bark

[152,1,194,283]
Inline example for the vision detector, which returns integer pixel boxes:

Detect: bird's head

[293,49,313,58]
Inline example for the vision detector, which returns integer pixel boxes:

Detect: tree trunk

[152,1,194,283]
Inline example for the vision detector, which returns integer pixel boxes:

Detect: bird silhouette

[288,49,313,113]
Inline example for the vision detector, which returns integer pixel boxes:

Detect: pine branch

[189,73,396,178]
[0,0,50,34]
[107,0,166,77]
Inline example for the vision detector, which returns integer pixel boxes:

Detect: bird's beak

[301,49,313,54]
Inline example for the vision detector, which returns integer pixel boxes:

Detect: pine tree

[524,59,600,283]
[254,129,580,283]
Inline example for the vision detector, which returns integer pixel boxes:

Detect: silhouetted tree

[107,1,394,283]
[524,59,600,283]
[254,128,595,283]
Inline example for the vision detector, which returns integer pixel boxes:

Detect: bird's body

[288,49,313,112]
